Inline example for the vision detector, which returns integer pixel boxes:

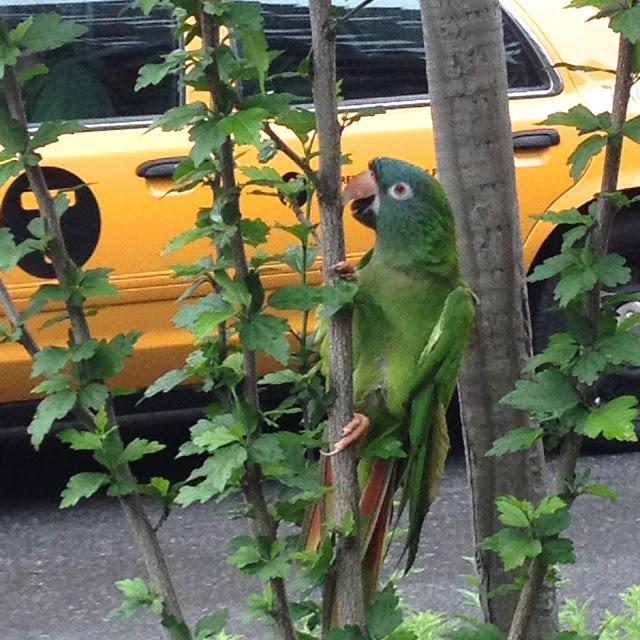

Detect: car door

[0,0,208,403]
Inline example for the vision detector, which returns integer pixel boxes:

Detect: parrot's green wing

[396,285,476,570]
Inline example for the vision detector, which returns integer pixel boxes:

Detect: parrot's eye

[388,182,413,201]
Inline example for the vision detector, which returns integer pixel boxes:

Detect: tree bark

[419,2,556,637]
[308,0,366,630]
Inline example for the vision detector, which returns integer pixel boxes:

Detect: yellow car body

[0,0,635,405]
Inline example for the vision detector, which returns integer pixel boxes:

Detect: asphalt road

[1,420,639,640]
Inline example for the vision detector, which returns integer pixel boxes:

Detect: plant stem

[506,34,634,640]
[0,278,39,357]
[2,64,184,627]
[308,0,366,630]
[198,9,298,640]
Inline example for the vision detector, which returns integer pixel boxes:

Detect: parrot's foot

[331,260,357,282]
[321,412,370,456]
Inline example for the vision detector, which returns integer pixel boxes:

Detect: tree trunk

[419,2,557,637]
[308,0,366,630]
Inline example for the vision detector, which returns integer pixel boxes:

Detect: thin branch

[333,0,376,27]
[507,34,635,640]
[263,122,318,186]
[0,278,39,357]
[199,9,298,640]
[2,64,184,627]
[308,0,366,630]
[290,200,323,250]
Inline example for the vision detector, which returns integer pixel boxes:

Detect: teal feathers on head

[344,157,458,271]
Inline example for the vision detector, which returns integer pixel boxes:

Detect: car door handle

[136,157,187,179]
[512,129,560,150]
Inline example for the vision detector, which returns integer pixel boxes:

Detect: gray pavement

[1,424,639,639]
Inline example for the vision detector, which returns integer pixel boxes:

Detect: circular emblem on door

[1,167,101,279]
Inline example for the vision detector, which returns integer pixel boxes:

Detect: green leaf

[163,226,211,255]
[135,0,162,15]
[20,13,88,52]
[501,369,580,420]
[239,314,290,364]
[219,108,267,145]
[121,438,166,463]
[0,160,22,189]
[487,427,544,457]
[599,331,640,366]
[151,102,208,132]
[241,218,270,246]
[572,350,607,385]
[568,134,607,181]
[58,428,103,451]
[60,471,109,508]
[107,577,163,619]
[269,285,324,311]
[583,396,638,441]
[362,435,407,459]
[0,106,28,154]
[280,245,317,275]
[524,333,578,372]
[29,389,77,448]
[481,528,542,571]
[78,268,118,299]
[534,506,570,537]
[582,482,618,502]
[496,496,532,529]
[78,383,109,411]
[162,616,192,640]
[534,208,593,226]
[592,253,631,287]
[228,537,263,570]
[527,253,576,283]
[144,368,190,399]
[30,121,84,150]
[173,293,233,332]
[622,114,640,143]
[540,538,575,565]
[366,583,403,640]
[195,610,227,640]
[18,62,49,84]
[32,346,69,377]
[190,119,225,167]
[276,109,316,143]
[193,427,240,452]
[447,624,503,640]
[555,266,598,307]
[193,309,236,342]
[87,332,140,379]
[320,281,359,319]
[175,444,247,505]
[543,105,603,133]
[259,369,302,385]
[611,5,640,43]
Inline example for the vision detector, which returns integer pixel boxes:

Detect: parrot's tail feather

[301,456,396,605]
[361,464,395,603]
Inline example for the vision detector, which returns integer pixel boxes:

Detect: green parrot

[305,157,476,601]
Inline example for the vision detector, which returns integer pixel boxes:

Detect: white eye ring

[388,181,413,200]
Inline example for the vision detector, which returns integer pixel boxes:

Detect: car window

[256,0,552,104]
[0,0,179,123]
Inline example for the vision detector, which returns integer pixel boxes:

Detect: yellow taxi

[0,0,636,407]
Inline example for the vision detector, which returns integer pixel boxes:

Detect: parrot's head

[343,157,458,270]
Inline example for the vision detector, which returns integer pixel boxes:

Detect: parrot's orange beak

[342,168,378,206]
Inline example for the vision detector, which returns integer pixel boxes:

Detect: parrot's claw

[321,412,370,456]
[330,260,357,282]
